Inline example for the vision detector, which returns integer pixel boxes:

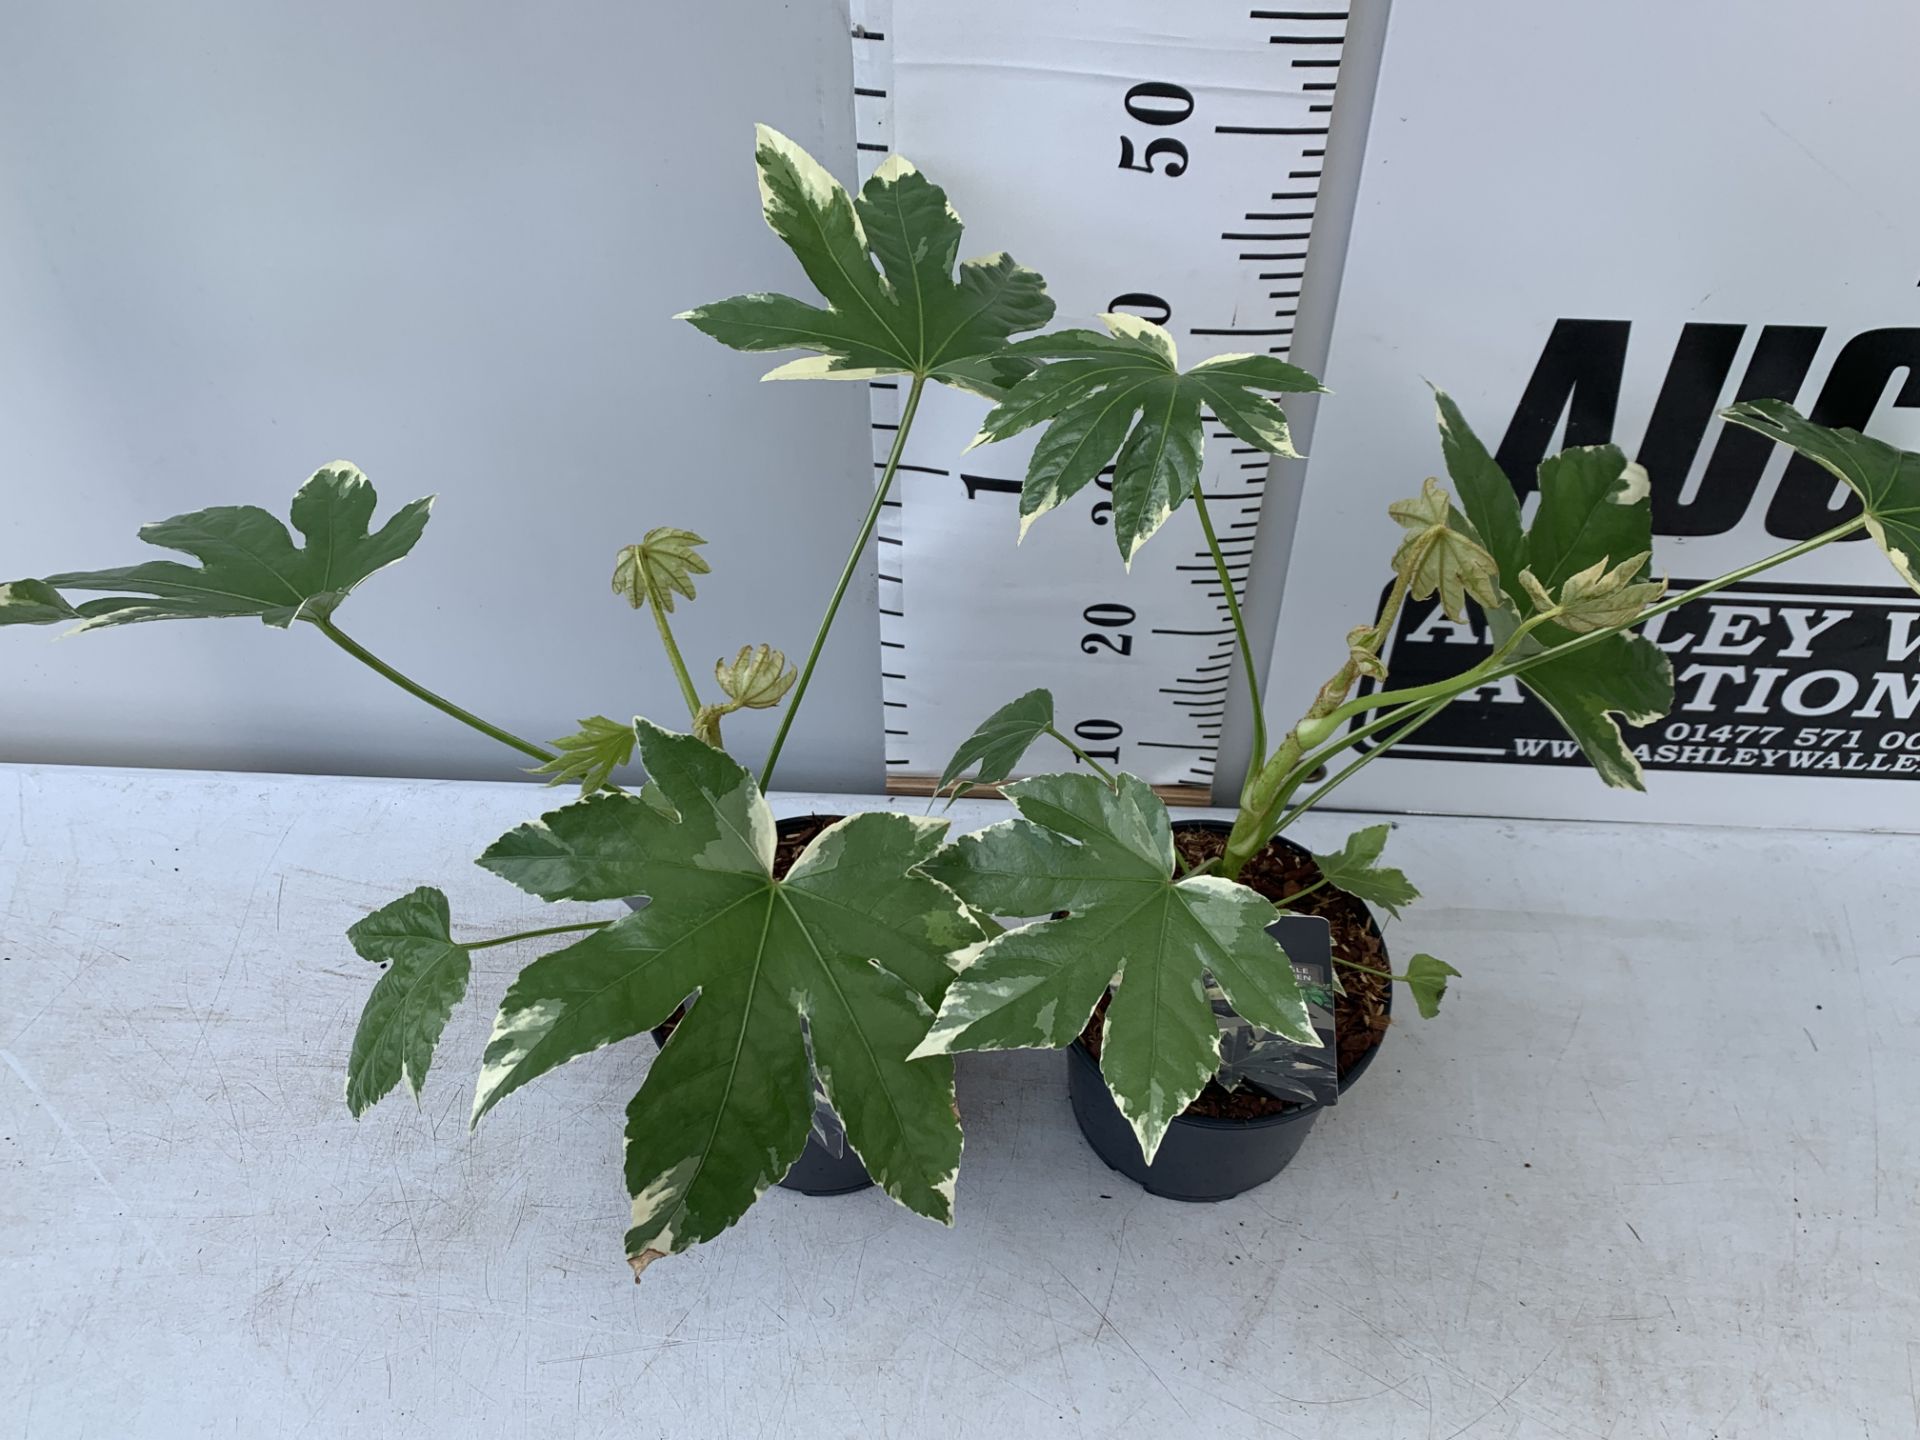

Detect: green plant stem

[1044,724,1119,785]
[1266,697,1449,838]
[641,575,704,724]
[761,373,929,792]
[315,617,558,766]
[463,919,611,951]
[1190,480,1265,764]
[1274,876,1329,910]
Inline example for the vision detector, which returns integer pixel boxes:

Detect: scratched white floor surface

[0,763,1914,1439]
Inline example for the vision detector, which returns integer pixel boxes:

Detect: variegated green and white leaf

[916,772,1317,1162]
[1432,395,1674,789]
[1721,399,1920,594]
[471,722,980,1278]
[679,129,1053,394]
[344,887,472,1118]
[972,316,1322,562]
[0,464,431,632]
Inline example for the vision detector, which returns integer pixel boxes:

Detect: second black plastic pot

[632,813,877,1198]
[1066,821,1392,1202]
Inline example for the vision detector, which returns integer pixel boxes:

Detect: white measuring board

[849,1,1350,792]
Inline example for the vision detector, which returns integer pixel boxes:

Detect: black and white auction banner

[850,0,1349,790]
[1268,0,1920,829]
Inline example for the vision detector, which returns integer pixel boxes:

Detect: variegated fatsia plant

[923,325,1920,1164]
[0,125,1061,1277]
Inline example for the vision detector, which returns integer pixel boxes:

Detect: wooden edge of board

[886,775,1216,808]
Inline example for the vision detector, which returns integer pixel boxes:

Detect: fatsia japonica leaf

[1308,825,1419,920]
[1433,393,1673,790]
[471,722,981,1277]
[971,315,1324,563]
[1404,954,1461,1020]
[611,528,708,613]
[0,463,431,632]
[1721,399,1920,593]
[343,887,472,1118]
[936,688,1055,799]
[679,126,1053,395]
[914,771,1319,1162]
[1387,476,1504,623]
[1520,553,1666,635]
[531,715,637,794]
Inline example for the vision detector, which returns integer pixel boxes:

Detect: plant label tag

[1213,912,1340,1107]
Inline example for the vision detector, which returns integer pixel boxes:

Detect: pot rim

[1066,1034,1321,1132]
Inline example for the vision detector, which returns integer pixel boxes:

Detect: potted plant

[0,125,1061,1277]
[913,319,1919,1200]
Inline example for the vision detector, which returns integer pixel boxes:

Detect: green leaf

[1308,825,1419,920]
[680,129,1054,389]
[2,463,431,631]
[1433,387,1526,596]
[937,688,1055,798]
[1720,399,1920,593]
[1388,476,1505,623]
[344,887,472,1118]
[611,528,709,613]
[973,316,1322,562]
[1525,447,1653,592]
[531,716,637,795]
[0,579,79,626]
[1500,617,1673,790]
[1404,954,1460,1020]
[471,722,982,1276]
[1429,398,1674,787]
[916,771,1318,1162]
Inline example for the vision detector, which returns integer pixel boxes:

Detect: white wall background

[0,1,884,790]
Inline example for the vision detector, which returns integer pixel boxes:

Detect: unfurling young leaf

[1519,553,1666,635]
[1432,394,1673,790]
[344,887,472,1118]
[1344,624,1390,681]
[1404,954,1461,1020]
[1387,476,1504,623]
[0,463,431,632]
[969,314,1323,563]
[693,644,797,747]
[1720,399,1920,593]
[611,528,709,613]
[679,126,1054,395]
[1308,824,1420,920]
[532,715,638,794]
[472,722,982,1278]
[915,771,1318,1163]
[936,688,1055,799]
[713,644,796,709]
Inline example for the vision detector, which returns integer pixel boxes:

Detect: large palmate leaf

[1721,399,1920,593]
[970,315,1323,563]
[1433,393,1673,788]
[471,722,981,1277]
[914,771,1317,1161]
[680,126,1053,396]
[344,887,472,1118]
[0,463,430,632]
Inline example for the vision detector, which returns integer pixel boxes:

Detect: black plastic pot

[1066,820,1391,1202]
[632,814,877,1198]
